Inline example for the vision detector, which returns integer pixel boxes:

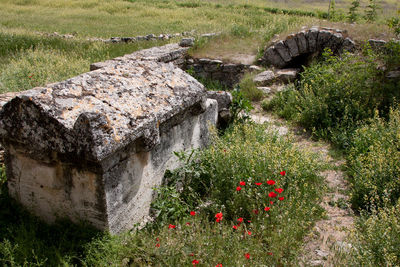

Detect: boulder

[275,68,299,83]
[179,37,195,47]
[253,70,276,86]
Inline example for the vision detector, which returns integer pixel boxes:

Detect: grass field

[0,0,399,265]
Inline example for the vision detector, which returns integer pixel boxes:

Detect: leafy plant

[268,48,400,149]
[348,0,360,23]
[230,89,253,123]
[387,10,400,37]
[347,109,400,210]
[364,0,379,22]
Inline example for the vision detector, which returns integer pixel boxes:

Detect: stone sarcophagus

[0,60,218,234]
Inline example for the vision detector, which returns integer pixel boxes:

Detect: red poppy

[267,180,276,185]
[216,264,223,267]
[236,186,242,191]
[168,224,176,229]
[280,171,286,176]
[275,188,284,194]
[237,217,243,223]
[264,207,271,211]
[215,212,223,222]
[270,201,274,205]
[223,149,227,153]
[190,211,196,216]
[233,225,238,230]
[244,253,250,259]
[156,237,160,241]
[252,209,259,215]
[192,259,199,266]
[155,243,160,247]
[255,182,262,186]
[190,253,194,257]
[239,181,246,186]
[247,231,252,235]
[247,220,251,223]
[268,252,273,255]
[279,197,284,201]
[186,222,191,226]
[268,192,277,198]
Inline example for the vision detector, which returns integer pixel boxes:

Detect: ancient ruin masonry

[0,57,224,234]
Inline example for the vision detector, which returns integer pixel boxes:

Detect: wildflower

[239,181,246,186]
[268,192,277,198]
[268,252,273,255]
[247,231,252,235]
[255,182,262,186]
[237,217,243,223]
[236,186,242,191]
[192,259,199,266]
[190,253,194,257]
[190,211,196,216]
[264,207,270,211]
[156,237,160,241]
[279,197,284,201]
[168,224,176,229]
[28,74,34,78]
[233,225,238,230]
[275,188,284,194]
[223,149,227,153]
[215,212,223,222]
[186,222,191,226]
[280,171,286,176]
[267,180,276,185]
[155,243,160,247]
[247,220,251,223]
[216,264,223,267]
[270,201,274,205]
[252,209,259,215]
[244,253,250,259]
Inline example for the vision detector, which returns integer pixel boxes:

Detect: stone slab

[253,70,276,86]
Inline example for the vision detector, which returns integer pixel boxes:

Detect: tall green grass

[0,31,168,93]
[0,123,326,265]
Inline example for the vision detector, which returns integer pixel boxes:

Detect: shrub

[348,0,360,23]
[269,49,400,149]
[237,73,264,102]
[347,109,400,210]
[364,0,380,22]
[338,200,400,266]
[159,123,324,222]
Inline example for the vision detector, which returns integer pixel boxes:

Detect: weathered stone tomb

[0,59,219,234]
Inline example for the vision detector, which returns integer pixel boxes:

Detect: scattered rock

[249,65,262,72]
[253,70,275,86]
[368,39,386,50]
[275,68,299,83]
[179,37,195,47]
[386,70,400,79]
[207,91,232,112]
[257,87,272,94]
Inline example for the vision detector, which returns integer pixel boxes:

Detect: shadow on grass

[0,183,106,266]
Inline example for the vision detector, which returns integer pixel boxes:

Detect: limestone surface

[253,70,276,86]
[0,59,219,234]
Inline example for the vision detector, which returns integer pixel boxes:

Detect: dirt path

[250,103,354,266]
